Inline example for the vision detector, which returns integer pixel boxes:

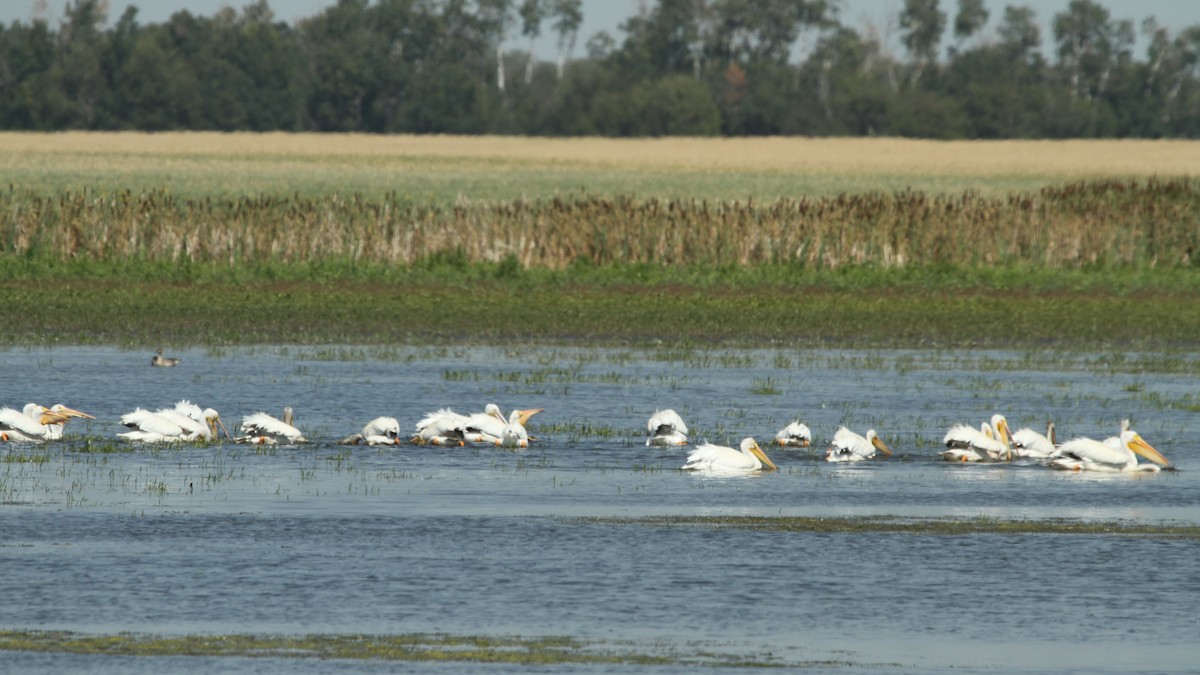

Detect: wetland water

[2,345,1198,673]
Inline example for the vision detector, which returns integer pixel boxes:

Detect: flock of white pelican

[0,400,1174,475]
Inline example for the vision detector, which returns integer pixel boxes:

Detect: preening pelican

[1049,429,1171,473]
[827,427,892,462]
[468,405,542,444]
[340,417,401,445]
[941,414,1012,462]
[119,400,228,442]
[499,409,530,448]
[0,403,93,442]
[774,421,812,447]
[239,407,306,444]
[1011,421,1057,459]
[151,348,180,367]
[682,437,777,474]
[412,408,469,445]
[647,409,689,446]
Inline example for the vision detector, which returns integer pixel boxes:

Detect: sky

[2,0,1197,60]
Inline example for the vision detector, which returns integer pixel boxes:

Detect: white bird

[1011,421,1057,459]
[412,408,470,445]
[1,403,93,443]
[467,405,543,444]
[682,437,777,475]
[499,409,530,448]
[941,414,1013,462]
[774,421,812,447]
[1049,429,1171,473]
[340,417,402,445]
[120,401,228,442]
[239,407,305,445]
[647,409,689,446]
[827,427,892,462]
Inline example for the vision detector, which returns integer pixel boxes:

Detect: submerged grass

[0,630,816,667]
[586,515,1200,539]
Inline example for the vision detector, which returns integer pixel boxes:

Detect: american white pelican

[940,414,1012,462]
[340,417,402,445]
[0,403,93,442]
[682,437,777,474]
[119,401,229,442]
[412,408,470,445]
[1049,429,1171,473]
[827,427,892,462]
[151,348,180,367]
[239,407,306,444]
[647,409,689,446]
[774,421,812,447]
[466,405,543,444]
[499,409,530,448]
[1011,421,1057,459]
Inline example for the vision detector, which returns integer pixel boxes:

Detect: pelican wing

[683,442,759,472]
[121,409,187,437]
[241,412,304,440]
[648,409,688,436]
[0,407,45,436]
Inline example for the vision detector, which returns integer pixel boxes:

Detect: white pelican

[0,403,93,442]
[647,409,689,446]
[239,407,306,444]
[466,405,543,444]
[340,417,402,445]
[119,401,228,442]
[151,348,180,367]
[827,427,892,462]
[1011,421,1057,459]
[1049,429,1171,473]
[412,408,469,445]
[499,410,530,448]
[774,421,812,447]
[682,437,777,474]
[940,414,1013,462]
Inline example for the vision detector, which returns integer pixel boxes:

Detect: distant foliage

[0,0,1198,138]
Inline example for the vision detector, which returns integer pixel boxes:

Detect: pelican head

[867,429,892,457]
[1125,431,1170,467]
[485,404,505,421]
[49,404,95,420]
[743,437,778,471]
[204,409,232,440]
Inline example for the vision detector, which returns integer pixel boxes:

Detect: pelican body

[239,408,305,445]
[413,408,470,445]
[1011,422,1057,459]
[120,401,228,443]
[647,409,689,446]
[941,414,1013,462]
[341,417,401,445]
[1049,430,1170,473]
[1,404,94,443]
[682,437,777,475]
[827,427,891,462]
[774,421,812,447]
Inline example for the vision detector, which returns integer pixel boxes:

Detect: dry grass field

[3,132,1196,201]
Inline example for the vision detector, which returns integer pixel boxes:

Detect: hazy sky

[3,0,1197,60]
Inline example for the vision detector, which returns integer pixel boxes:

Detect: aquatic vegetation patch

[585,515,1200,539]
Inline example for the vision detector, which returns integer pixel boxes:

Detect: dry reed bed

[4,180,1198,269]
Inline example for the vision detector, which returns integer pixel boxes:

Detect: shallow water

[2,345,1198,672]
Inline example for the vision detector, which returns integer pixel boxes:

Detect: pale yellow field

[2,132,1196,201]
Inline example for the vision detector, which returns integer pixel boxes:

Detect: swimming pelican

[647,409,689,446]
[412,408,470,445]
[826,427,892,462]
[774,421,812,447]
[682,437,777,474]
[499,409,530,448]
[466,405,543,444]
[119,400,228,442]
[0,403,93,442]
[239,407,306,444]
[1049,429,1171,473]
[340,417,402,445]
[151,348,180,367]
[1011,421,1057,459]
[941,414,1013,462]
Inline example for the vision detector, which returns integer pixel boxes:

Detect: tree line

[1,0,1198,138]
